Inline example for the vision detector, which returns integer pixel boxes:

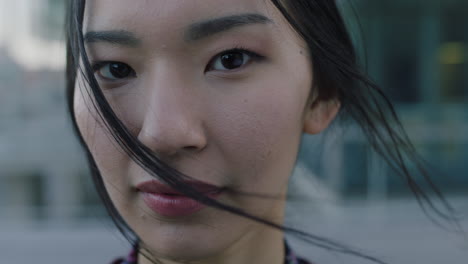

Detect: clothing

[112,241,312,264]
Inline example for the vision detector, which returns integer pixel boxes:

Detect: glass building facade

[300,0,468,197]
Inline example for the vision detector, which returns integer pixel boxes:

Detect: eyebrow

[185,13,273,41]
[84,30,141,47]
[84,13,273,46]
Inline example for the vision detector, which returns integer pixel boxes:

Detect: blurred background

[0,0,467,263]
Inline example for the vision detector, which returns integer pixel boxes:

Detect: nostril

[183,145,204,152]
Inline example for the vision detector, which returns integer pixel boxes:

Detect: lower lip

[141,191,222,217]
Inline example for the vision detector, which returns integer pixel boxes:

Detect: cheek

[210,75,310,193]
[73,87,132,194]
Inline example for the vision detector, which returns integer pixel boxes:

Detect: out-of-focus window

[440,6,468,102]
[37,0,66,40]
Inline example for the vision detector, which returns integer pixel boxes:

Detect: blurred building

[302,0,468,198]
[0,0,100,226]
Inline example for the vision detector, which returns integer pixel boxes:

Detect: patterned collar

[113,240,311,264]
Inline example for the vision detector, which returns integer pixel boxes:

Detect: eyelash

[91,61,111,72]
[205,46,265,72]
[90,46,265,81]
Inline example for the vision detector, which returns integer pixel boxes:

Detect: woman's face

[75,0,337,262]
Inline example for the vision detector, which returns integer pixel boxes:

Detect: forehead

[85,0,279,31]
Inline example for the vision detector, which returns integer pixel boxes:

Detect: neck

[138,221,285,264]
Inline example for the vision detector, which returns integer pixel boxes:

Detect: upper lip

[136,179,222,195]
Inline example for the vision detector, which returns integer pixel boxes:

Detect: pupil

[221,52,244,69]
[110,63,130,78]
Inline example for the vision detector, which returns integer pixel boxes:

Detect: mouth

[136,179,223,195]
[135,179,223,217]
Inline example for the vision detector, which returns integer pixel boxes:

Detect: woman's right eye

[93,62,136,81]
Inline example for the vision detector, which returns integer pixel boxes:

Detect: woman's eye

[94,62,136,81]
[207,49,262,72]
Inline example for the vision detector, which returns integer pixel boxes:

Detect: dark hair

[65,1,458,263]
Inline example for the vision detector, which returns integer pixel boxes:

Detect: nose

[137,70,207,158]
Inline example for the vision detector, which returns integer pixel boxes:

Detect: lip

[136,179,223,217]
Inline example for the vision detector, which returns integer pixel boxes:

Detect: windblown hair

[65,1,458,263]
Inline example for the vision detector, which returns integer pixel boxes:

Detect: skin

[74,0,339,263]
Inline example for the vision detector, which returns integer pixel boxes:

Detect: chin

[134,217,242,261]
[141,232,232,262]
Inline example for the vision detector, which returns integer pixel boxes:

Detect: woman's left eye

[206,49,262,72]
